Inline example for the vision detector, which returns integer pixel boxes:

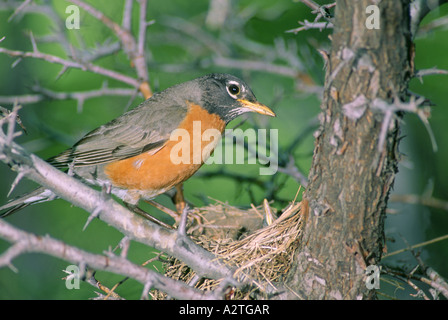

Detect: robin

[0,73,275,226]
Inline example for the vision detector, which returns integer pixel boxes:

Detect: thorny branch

[0,218,217,300]
[1,0,152,99]
[0,1,272,299]
[410,0,448,37]
[0,45,141,88]
[370,96,437,152]
[0,104,240,299]
[390,193,448,212]
[291,0,448,38]
[286,20,333,34]
[67,0,153,98]
[381,234,448,300]
[286,0,335,34]
[0,83,139,112]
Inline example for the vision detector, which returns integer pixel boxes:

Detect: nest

[151,197,306,300]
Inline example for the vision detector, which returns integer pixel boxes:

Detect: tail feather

[0,187,55,218]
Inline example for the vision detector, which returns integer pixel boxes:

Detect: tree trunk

[283,0,413,299]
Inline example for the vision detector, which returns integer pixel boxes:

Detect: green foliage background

[0,0,447,299]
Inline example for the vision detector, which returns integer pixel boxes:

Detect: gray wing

[48,99,188,168]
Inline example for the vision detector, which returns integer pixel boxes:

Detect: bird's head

[197,73,276,123]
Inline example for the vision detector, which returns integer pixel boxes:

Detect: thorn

[104,247,116,258]
[68,44,78,61]
[55,65,70,80]
[67,162,75,177]
[101,182,112,197]
[317,49,330,65]
[5,103,21,145]
[7,171,26,197]
[0,105,26,135]
[11,58,22,69]
[8,263,19,273]
[7,0,32,22]
[418,111,438,153]
[76,98,84,113]
[29,31,38,53]
[83,206,102,231]
[13,104,27,135]
[146,19,156,27]
[141,281,152,300]
[377,109,393,152]
[116,236,130,258]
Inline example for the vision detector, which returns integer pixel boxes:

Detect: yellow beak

[237,99,276,117]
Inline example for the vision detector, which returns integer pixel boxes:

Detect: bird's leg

[171,184,205,230]
[124,202,174,230]
[172,183,187,214]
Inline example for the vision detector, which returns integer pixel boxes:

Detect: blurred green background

[0,0,447,299]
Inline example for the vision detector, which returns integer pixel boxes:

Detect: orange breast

[104,104,226,191]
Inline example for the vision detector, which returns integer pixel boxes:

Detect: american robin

[0,73,275,226]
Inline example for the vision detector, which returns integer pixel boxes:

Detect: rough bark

[283,0,413,299]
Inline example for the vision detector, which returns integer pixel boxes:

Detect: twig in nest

[152,199,305,299]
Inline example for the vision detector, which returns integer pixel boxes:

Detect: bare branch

[422,267,448,299]
[298,0,335,22]
[370,96,437,152]
[410,0,448,37]
[7,0,32,22]
[390,193,448,212]
[122,0,133,31]
[298,0,321,12]
[286,20,333,34]
[0,84,139,110]
[0,46,141,88]
[212,56,299,78]
[383,234,448,259]
[276,156,309,188]
[82,41,122,62]
[68,0,152,98]
[68,0,128,38]
[382,233,448,300]
[417,15,448,36]
[137,0,148,57]
[414,68,448,80]
[0,219,218,300]
[2,0,153,97]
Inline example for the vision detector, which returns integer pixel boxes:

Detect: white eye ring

[226,81,241,99]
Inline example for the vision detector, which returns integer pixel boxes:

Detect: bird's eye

[229,84,240,95]
[227,83,240,98]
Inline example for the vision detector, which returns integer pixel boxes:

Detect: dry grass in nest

[151,196,306,300]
